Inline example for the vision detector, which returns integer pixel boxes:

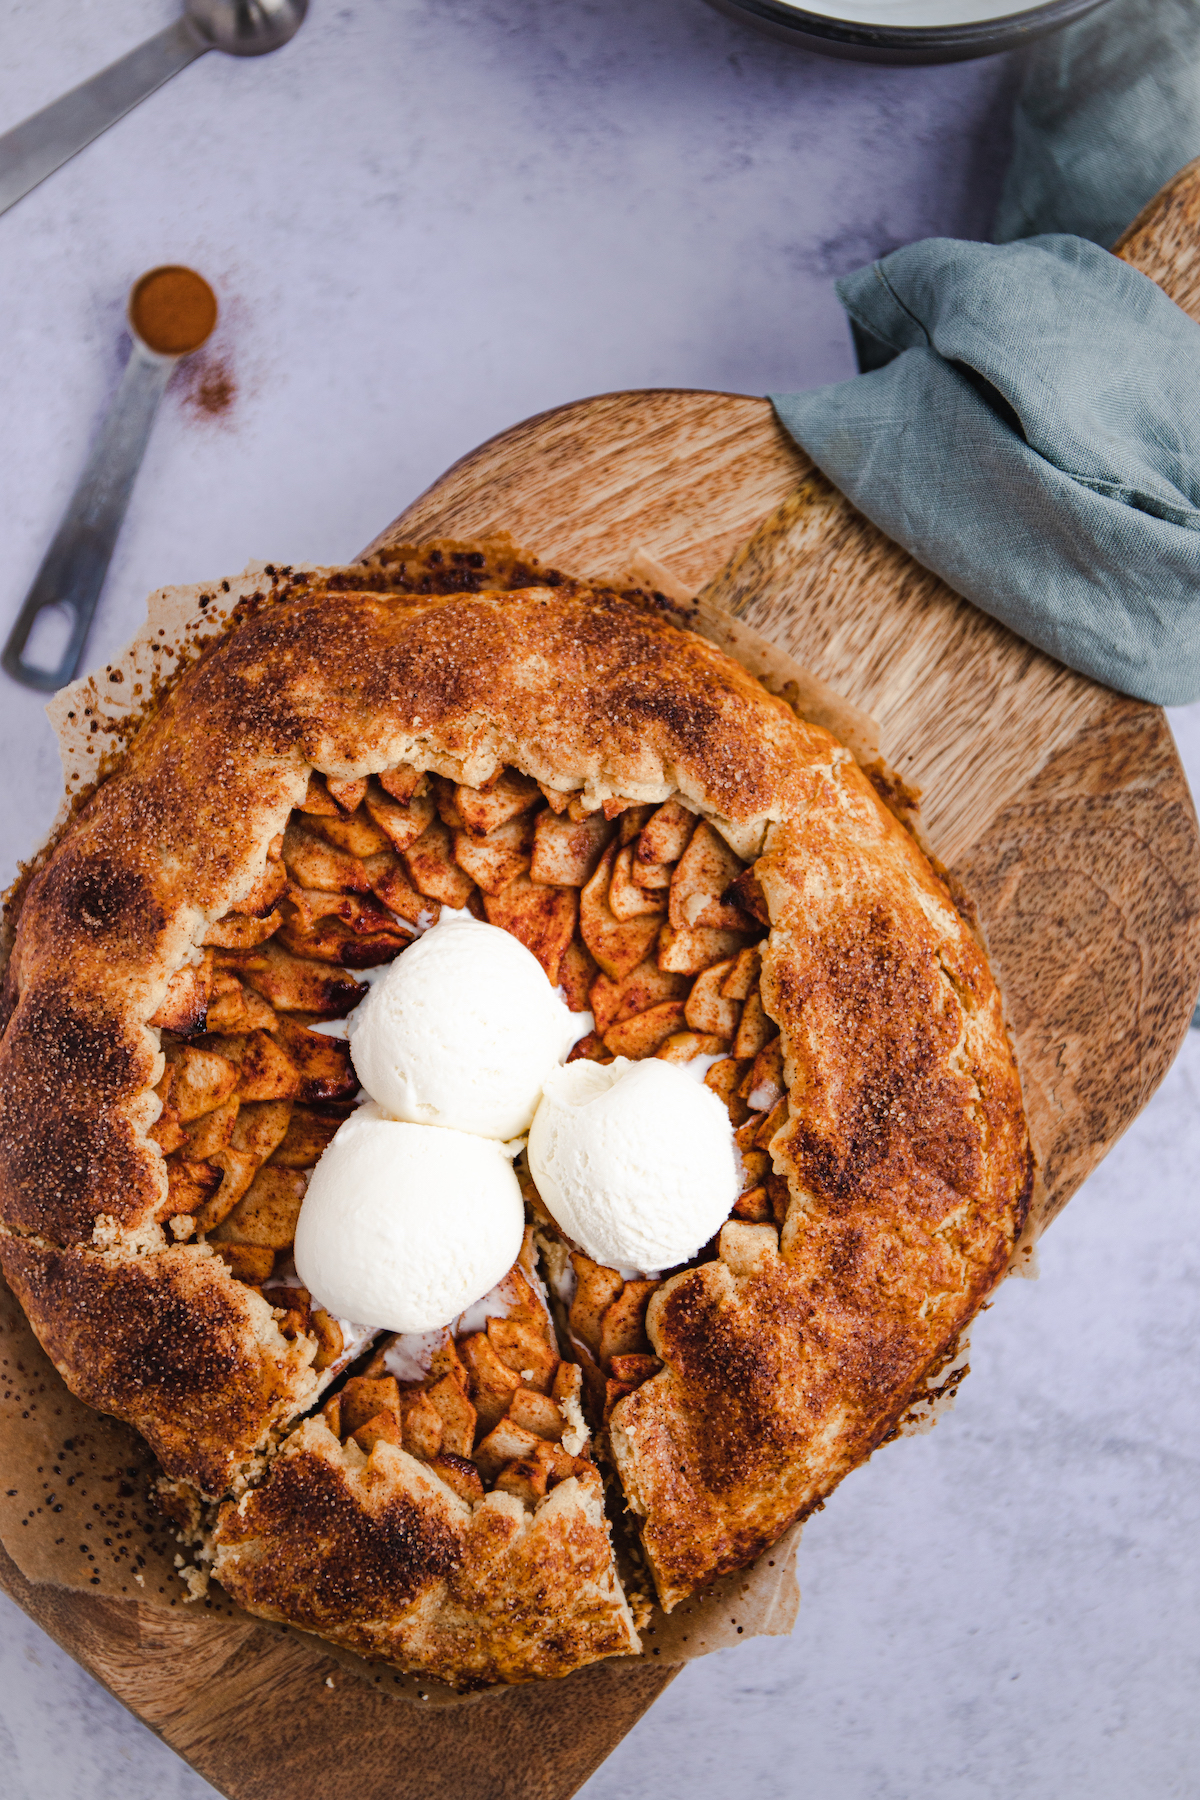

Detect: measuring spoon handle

[0,19,207,219]
[2,343,174,692]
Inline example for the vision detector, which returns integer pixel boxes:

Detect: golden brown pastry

[0,538,1031,1685]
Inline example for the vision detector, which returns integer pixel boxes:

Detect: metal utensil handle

[2,343,174,692]
[0,18,206,218]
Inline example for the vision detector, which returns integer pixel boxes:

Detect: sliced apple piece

[656,1030,728,1064]
[588,957,689,1036]
[149,952,213,1034]
[271,1017,357,1103]
[733,1186,771,1223]
[493,1460,547,1504]
[210,1166,306,1249]
[267,1103,349,1168]
[397,1389,444,1462]
[378,764,425,804]
[183,1095,239,1161]
[668,820,752,932]
[148,1066,187,1156]
[756,1096,790,1153]
[598,1280,657,1363]
[453,812,535,894]
[425,1373,477,1459]
[581,843,664,980]
[230,1098,293,1162]
[429,1334,470,1389]
[214,1243,275,1284]
[429,776,465,830]
[195,1146,263,1232]
[298,772,340,816]
[603,1000,687,1060]
[165,1158,220,1216]
[728,866,771,927]
[684,957,741,1038]
[455,768,541,836]
[307,808,391,859]
[203,977,279,1034]
[403,819,478,907]
[630,858,672,891]
[286,886,397,935]
[282,821,369,894]
[486,1315,558,1393]
[309,1308,344,1370]
[704,1055,753,1126]
[458,1332,522,1435]
[363,849,438,927]
[557,937,598,1013]
[170,1044,240,1121]
[568,1254,624,1357]
[732,989,776,1060]
[202,910,282,950]
[537,782,571,814]
[618,804,655,846]
[505,1386,564,1441]
[529,809,615,887]
[741,1037,785,1113]
[722,945,762,1001]
[240,941,361,1017]
[234,855,288,919]
[608,1352,662,1385]
[739,1148,771,1191]
[278,911,410,968]
[607,843,667,920]
[637,798,695,866]
[483,875,577,983]
[325,775,369,813]
[363,780,436,852]
[474,1417,544,1482]
[340,1375,401,1438]
[658,921,748,975]
[431,1454,485,1505]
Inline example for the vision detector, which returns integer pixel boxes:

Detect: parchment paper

[0,553,1021,1703]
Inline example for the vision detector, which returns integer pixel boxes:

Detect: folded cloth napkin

[771,3,1200,706]
[995,0,1200,248]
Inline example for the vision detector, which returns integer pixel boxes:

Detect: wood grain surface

[0,1540,677,1800]
[7,162,1200,1800]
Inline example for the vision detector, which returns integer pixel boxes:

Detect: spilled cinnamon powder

[177,349,238,424]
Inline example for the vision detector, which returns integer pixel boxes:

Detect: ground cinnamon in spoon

[129,266,217,356]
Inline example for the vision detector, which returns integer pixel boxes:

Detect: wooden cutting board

[5,162,1200,1800]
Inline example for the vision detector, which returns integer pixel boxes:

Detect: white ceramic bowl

[706,0,1113,62]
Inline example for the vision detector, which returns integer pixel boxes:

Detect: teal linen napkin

[770,1,1200,706]
[995,0,1200,248]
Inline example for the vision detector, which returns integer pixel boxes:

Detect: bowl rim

[713,0,1112,53]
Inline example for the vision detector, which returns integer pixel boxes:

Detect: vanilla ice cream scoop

[349,910,585,1140]
[294,1104,525,1332]
[528,1058,740,1272]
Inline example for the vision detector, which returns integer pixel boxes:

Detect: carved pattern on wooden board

[7,161,1200,1800]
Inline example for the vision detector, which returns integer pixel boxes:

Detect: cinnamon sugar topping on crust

[0,539,1031,1685]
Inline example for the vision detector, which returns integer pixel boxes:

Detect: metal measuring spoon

[0,1,307,219]
[2,266,217,693]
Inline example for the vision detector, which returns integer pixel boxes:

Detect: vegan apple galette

[0,540,1032,1688]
